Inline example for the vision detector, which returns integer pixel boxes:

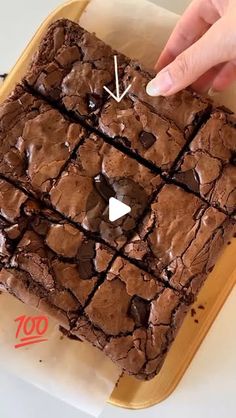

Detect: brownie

[25,19,211,137]
[0,212,114,328]
[172,111,236,216]
[0,18,234,381]
[25,19,128,120]
[49,133,162,248]
[99,95,187,171]
[0,84,85,197]
[71,257,188,380]
[0,178,40,263]
[124,184,235,296]
[121,62,212,138]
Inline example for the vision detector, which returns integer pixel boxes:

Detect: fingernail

[208,87,219,97]
[146,70,173,96]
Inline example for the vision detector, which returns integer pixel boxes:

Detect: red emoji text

[14,315,49,349]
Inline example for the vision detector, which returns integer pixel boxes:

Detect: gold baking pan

[0,0,236,409]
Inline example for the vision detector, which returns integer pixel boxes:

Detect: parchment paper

[1,0,235,417]
[0,293,120,417]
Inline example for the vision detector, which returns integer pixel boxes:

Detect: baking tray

[0,0,236,410]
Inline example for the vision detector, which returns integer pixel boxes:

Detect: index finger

[155,0,221,71]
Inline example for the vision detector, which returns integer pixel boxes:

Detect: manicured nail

[146,70,173,96]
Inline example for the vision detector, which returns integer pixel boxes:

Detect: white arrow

[103,55,131,102]
[109,197,131,222]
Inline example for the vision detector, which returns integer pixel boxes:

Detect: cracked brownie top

[121,62,212,138]
[72,257,188,380]
[124,184,234,296]
[173,111,236,216]
[0,85,85,197]
[99,95,187,172]
[0,209,114,328]
[25,19,128,120]
[49,132,162,249]
[0,178,40,263]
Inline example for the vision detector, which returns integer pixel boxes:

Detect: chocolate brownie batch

[0,19,235,380]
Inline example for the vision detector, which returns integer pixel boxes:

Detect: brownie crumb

[198,304,205,310]
[191,308,196,317]
[233,233,236,238]
[194,319,199,324]
[39,360,42,363]
[227,241,231,245]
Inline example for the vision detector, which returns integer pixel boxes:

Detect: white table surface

[0,1,236,417]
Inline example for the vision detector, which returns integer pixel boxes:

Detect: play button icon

[109,197,131,222]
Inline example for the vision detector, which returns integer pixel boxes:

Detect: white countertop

[0,1,236,418]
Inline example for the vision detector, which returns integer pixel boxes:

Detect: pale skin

[146,0,236,96]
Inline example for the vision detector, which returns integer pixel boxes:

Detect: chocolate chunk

[174,169,200,193]
[78,240,95,260]
[77,261,94,280]
[77,240,95,280]
[94,173,114,201]
[139,131,156,149]
[230,152,236,166]
[129,296,150,327]
[87,93,102,112]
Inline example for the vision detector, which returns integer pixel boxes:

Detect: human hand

[146,0,236,96]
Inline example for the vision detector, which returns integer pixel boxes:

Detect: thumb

[146,17,232,96]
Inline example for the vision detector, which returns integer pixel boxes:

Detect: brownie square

[124,184,235,296]
[71,257,188,380]
[0,178,39,263]
[172,111,236,216]
[25,19,128,121]
[49,133,162,248]
[0,84,85,197]
[99,95,187,171]
[121,62,212,138]
[0,211,114,329]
